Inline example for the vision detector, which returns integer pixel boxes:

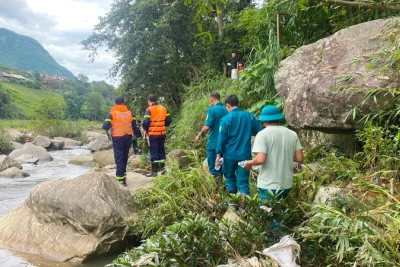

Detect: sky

[0,0,116,84]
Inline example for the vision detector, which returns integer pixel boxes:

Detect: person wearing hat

[102,96,141,186]
[215,95,263,196]
[243,105,304,201]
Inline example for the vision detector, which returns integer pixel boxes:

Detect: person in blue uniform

[216,94,263,195]
[194,92,228,187]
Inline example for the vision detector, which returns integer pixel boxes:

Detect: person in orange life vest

[142,94,172,177]
[102,96,141,186]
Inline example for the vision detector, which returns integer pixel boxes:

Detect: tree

[64,93,85,120]
[0,86,17,119]
[81,91,107,121]
[32,96,67,121]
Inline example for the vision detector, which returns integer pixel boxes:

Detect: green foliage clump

[0,86,18,119]
[31,96,67,136]
[0,132,13,155]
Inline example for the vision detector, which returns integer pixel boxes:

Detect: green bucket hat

[258,105,285,122]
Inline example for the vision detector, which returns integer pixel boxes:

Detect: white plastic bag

[262,235,300,267]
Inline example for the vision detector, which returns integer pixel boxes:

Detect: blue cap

[258,105,285,122]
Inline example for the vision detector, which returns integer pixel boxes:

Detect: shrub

[0,132,13,154]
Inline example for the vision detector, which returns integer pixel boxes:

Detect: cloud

[0,0,117,84]
[0,0,56,30]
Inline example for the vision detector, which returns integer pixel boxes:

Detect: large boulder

[5,129,24,141]
[129,155,142,169]
[0,167,29,178]
[87,136,113,152]
[0,155,22,172]
[0,173,134,263]
[11,141,23,150]
[9,143,53,161]
[34,135,52,148]
[82,131,103,143]
[167,149,196,168]
[93,149,115,167]
[69,154,94,167]
[49,139,65,150]
[14,154,40,165]
[54,137,82,147]
[275,18,400,132]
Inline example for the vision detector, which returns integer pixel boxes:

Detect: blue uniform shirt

[216,108,263,161]
[204,102,228,150]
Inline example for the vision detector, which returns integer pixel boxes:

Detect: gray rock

[54,137,82,147]
[34,135,52,148]
[69,154,94,167]
[167,149,196,168]
[0,167,29,178]
[11,141,23,150]
[5,129,24,141]
[313,186,343,205]
[87,136,112,152]
[128,155,142,169]
[49,140,65,150]
[275,18,400,132]
[82,131,103,143]
[14,154,40,165]
[9,143,53,161]
[93,149,115,167]
[0,155,22,172]
[0,172,134,263]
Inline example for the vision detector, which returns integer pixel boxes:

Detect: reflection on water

[0,148,117,267]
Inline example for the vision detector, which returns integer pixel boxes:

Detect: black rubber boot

[146,162,158,177]
[158,162,165,175]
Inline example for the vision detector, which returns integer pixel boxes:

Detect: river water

[0,148,117,267]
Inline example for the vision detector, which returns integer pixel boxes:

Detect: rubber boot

[146,162,158,177]
[158,162,165,175]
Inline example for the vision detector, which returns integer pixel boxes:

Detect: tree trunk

[216,3,224,39]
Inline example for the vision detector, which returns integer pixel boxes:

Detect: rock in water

[34,135,52,148]
[14,154,40,164]
[9,143,53,161]
[82,131,103,143]
[0,167,30,178]
[49,139,65,150]
[93,149,115,167]
[275,18,400,132]
[69,154,94,167]
[0,155,22,172]
[54,137,82,147]
[87,136,113,152]
[0,173,134,263]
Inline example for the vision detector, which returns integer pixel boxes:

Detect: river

[0,148,117,267]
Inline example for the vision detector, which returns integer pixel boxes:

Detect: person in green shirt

[195,92,228,186]
[244,105,304,201]
[216,95,263,195]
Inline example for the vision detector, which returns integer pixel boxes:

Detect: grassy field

[2,82,60,118]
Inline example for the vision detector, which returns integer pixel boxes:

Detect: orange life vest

[148,105,167,136]
[110,105,133,137]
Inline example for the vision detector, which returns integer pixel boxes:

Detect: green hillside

[0,28,74,79]
[2,82,60,118]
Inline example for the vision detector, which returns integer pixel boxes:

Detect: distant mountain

[0,28,74,79]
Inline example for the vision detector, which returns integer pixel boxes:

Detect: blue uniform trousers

[113,134,132,179]
[223,159,250,195]
[207,149,222,176]
[149,135,166,162]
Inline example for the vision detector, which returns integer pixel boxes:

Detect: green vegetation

[0,28,74,79]
[1,82,59,119]
[0,132,13,155]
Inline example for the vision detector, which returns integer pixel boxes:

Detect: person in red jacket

[102,96,141,186]
[142,94,172,177]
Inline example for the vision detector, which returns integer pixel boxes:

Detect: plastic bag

[262,235,300,267]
